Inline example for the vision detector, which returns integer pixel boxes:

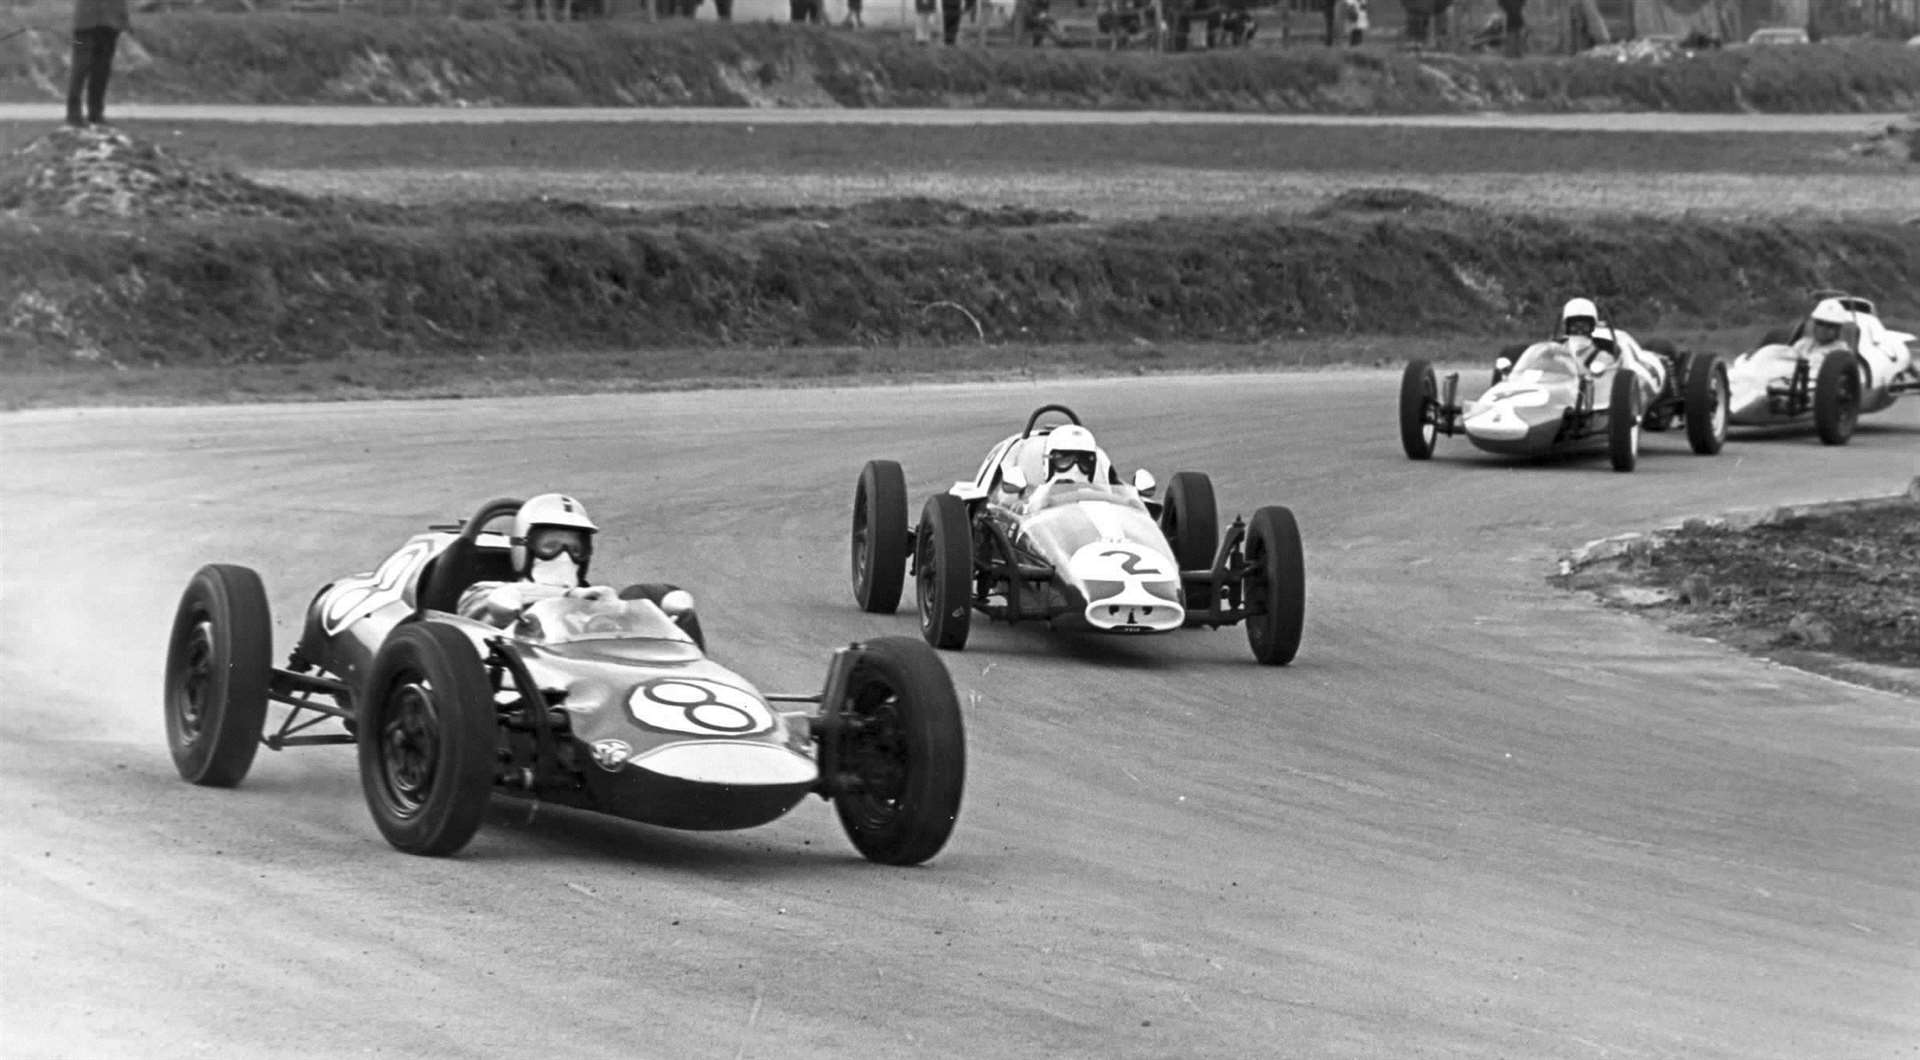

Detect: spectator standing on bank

[67,0,129,127]
[940,0,967,45]
[1317,0,1336,45]
[1497,0,1524,57]
[1344,0,1366,44]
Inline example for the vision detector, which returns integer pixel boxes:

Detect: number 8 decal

[628,678,773,736]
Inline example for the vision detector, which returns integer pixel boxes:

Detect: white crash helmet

[1809,298,1851,327]
[1561,297,1600,336]
[511,492,598,575]
[1044,424,1100,483]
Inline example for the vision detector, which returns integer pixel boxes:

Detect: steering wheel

[1020,404,1082,438]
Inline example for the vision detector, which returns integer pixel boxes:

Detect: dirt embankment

[3,132,1918,367]
[3,15,1920,113]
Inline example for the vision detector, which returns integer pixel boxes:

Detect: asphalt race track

[3,372,1917,1058]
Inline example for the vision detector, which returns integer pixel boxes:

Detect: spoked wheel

[828,636,966,866]
[1608,369,1641,472]
[851,459,909,614]
[357,622,497,856]
[164,564,272,787]
[1242,506,1306,666]
[1684,352,1729,455]
[1814,353,1860,446]
[1399,360,1439,460]
[915,493,974,651]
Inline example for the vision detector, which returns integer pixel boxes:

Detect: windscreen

[515,596,693,645]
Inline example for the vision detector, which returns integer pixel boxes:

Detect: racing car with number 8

[165,497,967,864]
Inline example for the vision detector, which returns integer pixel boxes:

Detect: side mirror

[1132,468,1157,496]
[1001,467,1028,492]
[1495,356,1513,372]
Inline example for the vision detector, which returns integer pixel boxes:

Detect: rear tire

[828,636,967,866]
[1243,506,1306,666]
[1684,352,1729,455]
[358,622,497,857]
[1608,368,1640,472]
[915,494,974,651]
[1399,360,1439,460]
[852,459,909,614]
[1160,471,1219,611]
[1642,340,1681,431]
[1159,471,1218,572]
[1814,353,1860,446]
[164,564,272,787]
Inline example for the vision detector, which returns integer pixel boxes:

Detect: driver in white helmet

[1804,298,1851,351]
[458,492,619,627]
[1560,296,1621,371]
[1042,424,1102,486]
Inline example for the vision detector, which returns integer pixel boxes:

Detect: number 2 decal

[1100,549,1162,576]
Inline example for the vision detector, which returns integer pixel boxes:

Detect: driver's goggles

[527,530,589,561]
[1049,452,1097,475]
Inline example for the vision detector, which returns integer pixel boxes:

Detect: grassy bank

[5,191,1918,369]
[4,16,1920,113]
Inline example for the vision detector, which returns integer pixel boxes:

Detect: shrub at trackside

[2,16,1920,112]
[3,199,1917,364]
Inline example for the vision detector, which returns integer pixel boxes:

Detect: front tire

[1608,369,1640,472]
[1684,352,1729,455]
[852,459,909,614]
[1243,506,1306,666]
[357,622,497,857]
[828,636,966,866]
[915,494,974,651]
[164,564,272,787]
[1399,360,1439,460]
[1814,353,1860,446]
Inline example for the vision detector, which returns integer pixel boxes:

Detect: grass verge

[3,16,1920,113]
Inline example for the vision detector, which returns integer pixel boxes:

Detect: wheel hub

[380,680,442,816]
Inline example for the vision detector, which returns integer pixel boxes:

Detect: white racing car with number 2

[849,404,1307,666]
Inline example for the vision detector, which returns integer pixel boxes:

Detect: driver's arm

[458,581,523,626]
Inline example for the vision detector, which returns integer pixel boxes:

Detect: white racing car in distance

[1726,293,1919,444]
[1401,324,1729,471]
[849,404,1307,666]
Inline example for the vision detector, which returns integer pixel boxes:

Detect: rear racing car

[1725,293,1919,445]
[164,497,967,863]
[1399,311,1729,471]
[848,404,1306,666]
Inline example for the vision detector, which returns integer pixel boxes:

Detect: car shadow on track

[1728,420,1920,445]
[469,797,982,878]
